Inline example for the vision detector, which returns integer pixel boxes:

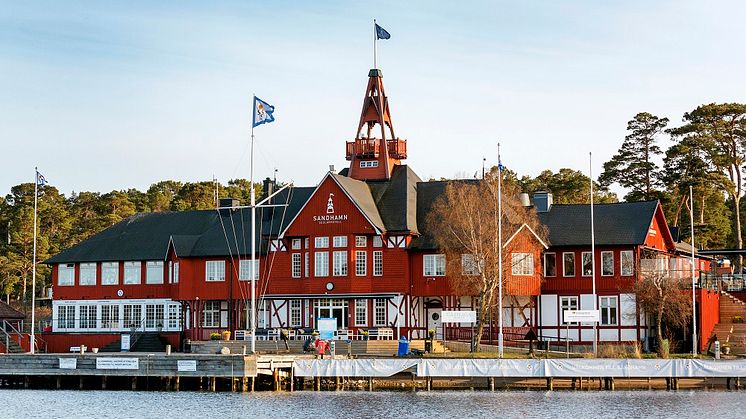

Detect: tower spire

[345,69,407,180]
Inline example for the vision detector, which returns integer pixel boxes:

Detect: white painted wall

[540,294,558,327]
[600,328,619,341]
[620,293,637,326]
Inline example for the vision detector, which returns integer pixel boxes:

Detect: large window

[511,253,534,276]
[124,304,142,328]
[314,252,329,277]
[563,253,575,277]
[600,296,618,325]
[291,238,302,250]
[101,305,120,329]
[292,253,302,278]
[202,301,221,328]
[146,261,164,284]
[544,253,556,277]
[333,251,348,276]
[173,262,180,283]
[124,261,141,285]
[304,252,309,277]
[374,298,387,326]
[560,296,579,325]
[79,305,97,329]
[58,263,75,286]
[239,259,259,281]
[58,306,75,329]
[146,304,165,328]
[462,254,479,276]
[355,299,367,326]
[373,236,383,247]
[582,252,593,276]
[290,300,302,327]
[206,260,226,282]
[373,251,383,276]
[601,251,614,276]
[621,250,634,276]
[79,263,97,286]
[355,236,367,247]
[314,236,329,248]
[168,304,181,329]
[355,251,367,276]
[333,236,347,248]
[424,254,446,276]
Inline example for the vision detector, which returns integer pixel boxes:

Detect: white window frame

[173,262,180,283]
[511,253,534,276]
[290,300,302,327]
[202,301,221,327]
[292,253,302,278]
[355,250,367,276]
[101,304,120,329]
[314,236,329,248]
[79,263,97,286]
[621,250,634,276]
[560,296,579,325]
[58,305,76,329]
[355,299,367,326]
[333,236,347,248]
[205,260,226,282]
[562,253,575,277]
[374,298,387,326]
[601,251,614,276]
[544,253,557,277]
[581,252,593,277]
[314,252,329,277]
[600,296,618,325]
[304,252,309,277]
[360,160,379,168]
[146,261,164,284]
[373,236,383,247]
[124,261,141,285]
[424,254,446,276]
[79,305,97,329]
[58,263,75,286]
[239,259,259,281]
[291,238,302,250]
[355,236,367,247]
[373,251,383,276]
[333,251,348,276]
[461,254,479,276]
[102,262,119,285]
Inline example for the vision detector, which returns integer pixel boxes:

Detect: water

[1,389,741,419]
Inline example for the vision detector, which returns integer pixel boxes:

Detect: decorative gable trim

[503,223,549,250]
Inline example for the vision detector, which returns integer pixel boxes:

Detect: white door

[427,309,443,339]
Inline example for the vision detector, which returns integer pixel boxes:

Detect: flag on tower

[375,23,391,40]
[36,170,48,187]
[252,96,275,128]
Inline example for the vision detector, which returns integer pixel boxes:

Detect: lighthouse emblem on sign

[326,193,335,214]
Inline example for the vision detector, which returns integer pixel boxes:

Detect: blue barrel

[397,336,410,357]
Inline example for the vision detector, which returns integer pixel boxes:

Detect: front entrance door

[425,298,444,339]
[315,299,348,329]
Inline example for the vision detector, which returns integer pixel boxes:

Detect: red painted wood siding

[541,246,637,294]
[52,261,173,300]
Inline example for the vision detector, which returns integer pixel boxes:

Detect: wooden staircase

[712,291,746,355]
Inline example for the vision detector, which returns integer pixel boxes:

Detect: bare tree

[427,175,546,351]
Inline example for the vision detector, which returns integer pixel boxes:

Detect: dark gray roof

[45,186,314,264]
[331,173,386,232]
[0,301,25,320]
[368,165,422,234]
[409,179,480,250]
[537,200,659,247]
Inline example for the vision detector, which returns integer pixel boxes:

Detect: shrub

[210,332,221,340]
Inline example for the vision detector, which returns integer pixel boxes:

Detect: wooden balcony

[345,138,407,160]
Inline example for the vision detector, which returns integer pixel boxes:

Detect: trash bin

[397,336,410,357]
[424,340,432,353]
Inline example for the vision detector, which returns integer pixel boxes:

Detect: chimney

[533,191,553,213]
[329,164,336,174]
[262,177,275,203]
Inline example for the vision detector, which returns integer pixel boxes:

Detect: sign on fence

[441,311,477,323]
[120,334,131,352]
[563,310,600,323]
[58,358,77,369]
[177,360,197,372]
[95,357,139,370]
[317,318,336,340]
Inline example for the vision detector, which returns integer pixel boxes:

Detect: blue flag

[252,96,275,128]
[375,23,391,40]
[36,170,48,187]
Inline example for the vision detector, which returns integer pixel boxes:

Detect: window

[202,301,221,327]
[544,253,556,277]
[360,160,379,168]
[601,251,614,276]
[314,237,329,248]
[58,263,75,286]
[355,236,367,247]
[124,261,141,285]
[355,251,367,276]
[124,304,142,329]
[621,250,634,276]
[292,238,301,250]
[168,261,173,284]
[173,262,180,283]
[101,305,120,329]
[206,260,226,282]
[292,253,302,278]
[79,305,97,329]
[560,296,579,325]
[168,304,181,329]
[374,298,387,326]
[333,251,348,276]
[600,296,618,325]
[304,237,309,249]
[373,251,383,276]
[146,261,164,284]
[424,254,446,276]
[58,306,75,329]
[239,259,259,281]
[355,299,367,326]
[146,304,164,328]
[79,263,96,286]
[582,252,593,276]
[290,300,302,327]
[314,252,329,277]
[333,236,347,248]
[462,254,479,276]
[511,253,534,276]
[562,253,575,277]
[304,252,309,277]
[373,236,383,247]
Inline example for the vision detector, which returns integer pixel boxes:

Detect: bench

[69,346,81,352]
[367,328,394,340]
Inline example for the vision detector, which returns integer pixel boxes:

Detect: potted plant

[221,330,231,340]
[210,332,221,340]
[722,342,731,355]
[734,315,744,324]
[360,330,369,341]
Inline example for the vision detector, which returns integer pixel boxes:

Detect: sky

[2,0,746,198]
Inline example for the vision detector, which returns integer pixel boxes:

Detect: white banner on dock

[293,359,418,377]
[417,359,543,377]
[543,359,674,377]
[177,360,197,372]
[58,358,77,370]
[96,357,139,370]
[678,359,746,377]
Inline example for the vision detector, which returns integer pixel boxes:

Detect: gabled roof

[0,301,25,320]
[537,200,661,247]
[503,223,549,249]
[367,165,421,234]
[331,173,386,233]
[408,179,480,250]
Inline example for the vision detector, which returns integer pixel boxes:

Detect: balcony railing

[345,138,407,160]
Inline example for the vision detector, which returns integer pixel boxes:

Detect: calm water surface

[2,389,742,419]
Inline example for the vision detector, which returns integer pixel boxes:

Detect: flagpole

[373,19,377,69]
[30,167,38,354]
[690,185,697,357]
[590,152,597,357]
[497,144,504,358]
[250,106,257,354]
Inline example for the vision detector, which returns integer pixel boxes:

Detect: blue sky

[2,1,746,197]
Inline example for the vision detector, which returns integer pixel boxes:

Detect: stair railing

[1,320,25,353]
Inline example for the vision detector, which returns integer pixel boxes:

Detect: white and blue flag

[252,96,275,128]
[36,170,48,187]
[375,23,391,40]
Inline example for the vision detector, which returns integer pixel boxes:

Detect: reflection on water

[4,389,741,419]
